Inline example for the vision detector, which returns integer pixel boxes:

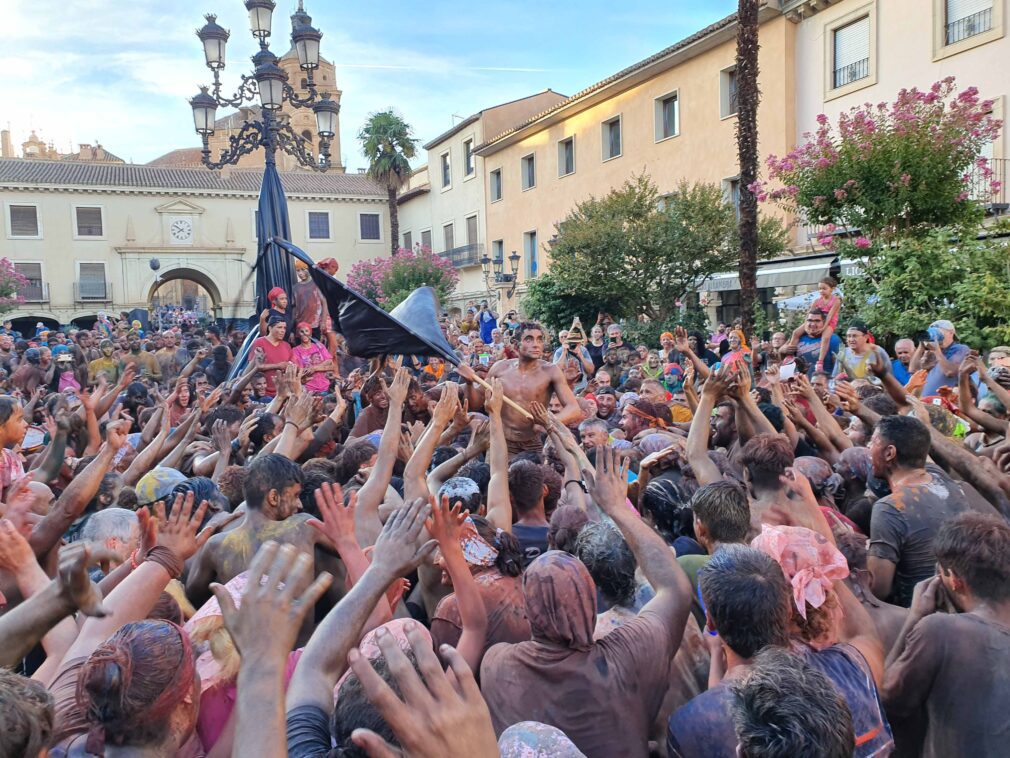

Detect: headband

[624,403,666,429]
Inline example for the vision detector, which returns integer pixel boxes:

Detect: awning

[701,254,841,293]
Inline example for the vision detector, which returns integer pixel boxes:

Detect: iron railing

[74,281,112,302]
[946,8,992,45]
[968,157,1009,212]
[833,58,869,89]
[18,281,49,303]
[440,242,484,268]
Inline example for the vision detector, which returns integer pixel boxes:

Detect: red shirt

[252,336,293,395]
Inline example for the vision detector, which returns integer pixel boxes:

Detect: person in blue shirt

[477,300,497,344]
[787,308,841,377]
[891,338,915,386]
[914,319,970,397]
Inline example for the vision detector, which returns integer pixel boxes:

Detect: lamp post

[190,0,338,171]
[480,249,522,301]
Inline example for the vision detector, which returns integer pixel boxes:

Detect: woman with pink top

[292,322,336,393]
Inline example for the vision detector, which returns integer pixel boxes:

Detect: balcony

[74,281,113,303]
[946,8,992,45]
[440,242,484,268]
[833,58,869,89]
[17,281,49,303]
[968,157,1009,214]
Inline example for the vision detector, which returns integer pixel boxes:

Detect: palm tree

[358,111,418,256]
[736,0,761,332]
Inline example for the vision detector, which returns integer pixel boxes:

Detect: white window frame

[420,228,433,251]
[464,213,479,247]
[723,176,742,220]
[720,67,739,120]
[442,221,455,253]
[76,261,109,300]
[824,3,878,102]
[523,229,539,279]
[71,204,106,240]
[357,211,383,243]
[251,208,260,239]
[933,0,1003,59]
[491,239,504,262]
[305,209,333,241]
[557,136,576,177]
[490,168,503,203]
[402,230,413,251]
[602,115,623,161]
[5,202,42,240]
[13,260,45,301]
[521,153,537,191]
[462,136,476,180]
[654,90,680,142]
[440,150,452,191]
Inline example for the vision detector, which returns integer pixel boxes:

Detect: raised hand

[57,542,114,617]
[285,390,315,432]
[582,444,629,514]
[153,492,213,562]
[431,383,460,426]
[348,621,500,758]
[465,420,490,457]
[529,401,551,429]
[701,367,733,399]
[310,482,358,547]
[212,541,331,663]
[485,378,504,416]
[425,494,468,549]
[370,498,437,579]
[211,418,232,453]
[834,380,861,414]
[105,419,130,451]
[0,518,35,574]
[387,366,412,408]
[396,432,414,464]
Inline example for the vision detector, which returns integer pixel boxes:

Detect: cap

[267,287,286,303]
[929,319,956,334]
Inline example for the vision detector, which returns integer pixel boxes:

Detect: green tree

[521,272,623,331]
[735,0,762,332]
[358,110,418,256]
[545,175,787,324]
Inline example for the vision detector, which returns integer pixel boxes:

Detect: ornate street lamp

[189,0,338,171]
[479,250,521,299]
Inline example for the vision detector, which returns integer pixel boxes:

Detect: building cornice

[0,183,386,203]
[781,0,842,23]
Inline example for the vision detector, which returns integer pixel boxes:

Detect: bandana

[267,286,286,304]
[460,517,499,567]
[624,403,665,429]
[751,524,848,619]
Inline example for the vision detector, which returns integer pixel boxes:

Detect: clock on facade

[169,217,193,244]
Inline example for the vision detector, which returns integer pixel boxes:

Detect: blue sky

[3,0,738,168]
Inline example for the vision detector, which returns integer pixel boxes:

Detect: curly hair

[575,521,637,608]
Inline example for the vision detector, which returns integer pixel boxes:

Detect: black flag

[273,237,459,363]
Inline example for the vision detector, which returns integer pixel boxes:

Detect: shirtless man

[186,453,342,639]
[458,321,581,456]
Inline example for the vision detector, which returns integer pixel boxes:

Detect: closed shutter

[466,215,478,246]
[359,213,380,241]
[15,262,43,301]
[403,231,412,250]
[946,0,993,42]
[421,229,432,250]
[833,17,870,87]
[75,207,103,236]
[308,211,330,239]
[443,223,454,252]
[947,0,993,24]
[9,205,39,236]
[79,262,107,299]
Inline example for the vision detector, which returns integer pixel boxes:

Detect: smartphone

[479,353,490,366]
[779,362,797,381]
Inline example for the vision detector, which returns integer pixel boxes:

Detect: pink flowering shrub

[753,78,1002,239]
[0,258,28,312]
[346,246,458,310]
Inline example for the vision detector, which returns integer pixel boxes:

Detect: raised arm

[674,326,712,382]
[484,378,512,533]
[427,421,489,498]
[355,368,410,546]
[403,384,458,502]
[549,364,584,428]
[686,373,727,486]
[958,356,1005,434]
[286,499,436,713]
[793,374,852,453]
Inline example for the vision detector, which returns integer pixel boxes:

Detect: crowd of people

[0,279,1008,758]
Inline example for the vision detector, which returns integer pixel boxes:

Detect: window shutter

[466,216,478,246]
[947,0,993,24]
[10,206,39,236]
[360,213,381,241]
[833,17,870,70]
[15,262,41,281]
[421,229,432,249]
[79,262,107,299]
[443,223,454,252]
[403,232,412,250]
[75,207,103,236]
[308,212,330,239]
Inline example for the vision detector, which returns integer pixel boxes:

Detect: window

[440,151,451,189]
[78,262,108,300]
[725,178,742,220]
[463,138,475,177]
[832,17,870,89]
[524,230,538,279]
[359,212,381,241]
[558,137,575,177]
[946,0,993,44]
[490,169,503,202]
[443,222,455,252]
[602,117,622,160]
[15,262,44,301]
[421,229,432,250]
[521,154,536,190]
[655,92,680,141]
[252,209,259,238]
[74,206,104,237]
[8,204,40,238]
[492,239,504,263]
[465,214,478,246]
[403,231,413,251]
[307,211,331,240]
[721,68,739,118]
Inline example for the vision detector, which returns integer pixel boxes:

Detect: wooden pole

[469,374,534,421]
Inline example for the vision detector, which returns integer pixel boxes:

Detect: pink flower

[834,189,848,200]
[825,223,837,232]
[854,237,872,249]
[817,235,834,247]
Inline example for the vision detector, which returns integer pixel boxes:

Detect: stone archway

[147,266,224,327]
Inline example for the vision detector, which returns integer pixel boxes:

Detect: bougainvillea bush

[346,246,458,310]
[0,258,27,315]
[754,78,1002,240]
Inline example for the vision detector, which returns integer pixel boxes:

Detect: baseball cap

[929,319,956,334]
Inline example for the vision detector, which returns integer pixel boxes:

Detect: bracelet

[129,548,141,571]
[145,546,185,580]
[285,420,307,432]
[565,479,588,493]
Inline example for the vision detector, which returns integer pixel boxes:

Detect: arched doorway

[146,267,223,330]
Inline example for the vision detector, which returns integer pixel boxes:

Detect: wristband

[565,479,588,493]
[129,548,141,571]
[285,420,308,432]
[145,546,185,580]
